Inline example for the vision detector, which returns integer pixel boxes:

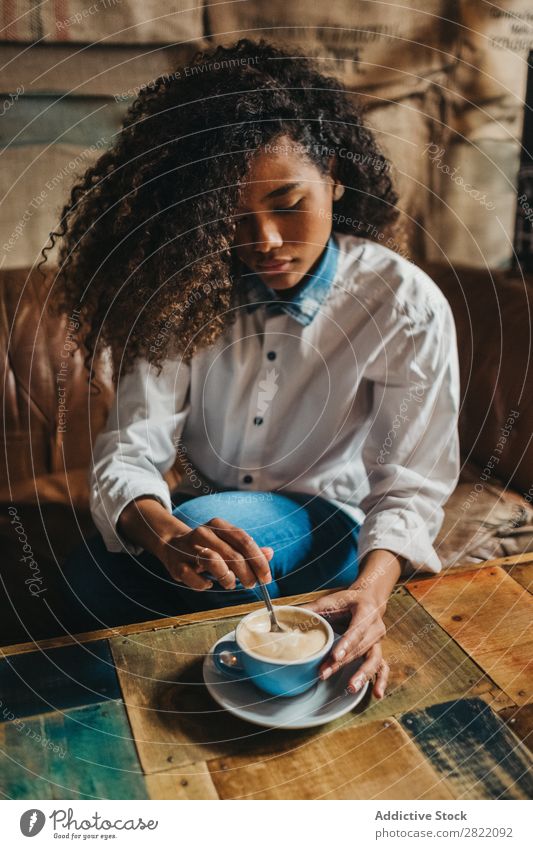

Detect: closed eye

[275,199,303,214]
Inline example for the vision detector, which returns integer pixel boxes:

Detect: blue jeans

[62,490,360,632]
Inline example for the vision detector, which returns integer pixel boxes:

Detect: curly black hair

[43,38,402,382]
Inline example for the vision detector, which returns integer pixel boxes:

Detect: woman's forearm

[351,548,405,612]
[117,496,191,559]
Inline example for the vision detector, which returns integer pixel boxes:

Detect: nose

[250,214,283,254]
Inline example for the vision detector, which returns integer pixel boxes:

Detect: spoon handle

[258,581,283,632]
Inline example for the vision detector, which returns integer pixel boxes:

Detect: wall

[0,0,531,270]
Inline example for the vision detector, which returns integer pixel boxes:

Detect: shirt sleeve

[356,289,461,576]
[89,356,191,555]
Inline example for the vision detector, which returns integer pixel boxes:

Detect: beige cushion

[437,461,533,567]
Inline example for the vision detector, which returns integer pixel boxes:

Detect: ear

[328,156,345,201]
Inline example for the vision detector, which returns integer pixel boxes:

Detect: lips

[256,258,294,272]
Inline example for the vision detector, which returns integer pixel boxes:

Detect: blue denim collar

[241,234,339,326]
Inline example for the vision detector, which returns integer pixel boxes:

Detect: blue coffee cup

[213,605,334,697]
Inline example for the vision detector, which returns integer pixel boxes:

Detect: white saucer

[203,629,370,730]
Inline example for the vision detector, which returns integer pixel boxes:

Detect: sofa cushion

[436,461,533,568]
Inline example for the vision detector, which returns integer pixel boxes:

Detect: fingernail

[351,676,364,691]
[336,648,346,661]
[321,667,332,680]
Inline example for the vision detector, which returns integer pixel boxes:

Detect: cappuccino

[239,608,328,661]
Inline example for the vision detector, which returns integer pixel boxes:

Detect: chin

[260,272,304,290]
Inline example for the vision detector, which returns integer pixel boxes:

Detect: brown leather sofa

[1,263,532,646]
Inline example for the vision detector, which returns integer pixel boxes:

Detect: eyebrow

[263,181,303,200]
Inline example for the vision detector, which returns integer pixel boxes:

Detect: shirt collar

[240,234,339,327]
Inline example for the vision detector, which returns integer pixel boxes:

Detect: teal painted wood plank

[0,700,147,800]
[400,698,533,800]
[0,640,121,721]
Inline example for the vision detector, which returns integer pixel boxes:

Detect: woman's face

[233,136,337,290]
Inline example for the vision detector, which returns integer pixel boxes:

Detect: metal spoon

[258,581,284,632]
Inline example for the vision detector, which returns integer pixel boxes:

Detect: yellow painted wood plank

[505,561,533,593]
[476,646,533,706]
[407,566,533,705]
[207,717,455,800]
[145,762,219,800]
[498,703,533,755]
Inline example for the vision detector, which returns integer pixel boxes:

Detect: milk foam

[239,610,328,661]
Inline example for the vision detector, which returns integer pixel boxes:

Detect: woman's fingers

[346,645,388,697]
[302,590,355,619]
[169,530,240,589]
[192,544,238,589]
[206,518,273,584]
[165,562,214,591]
[319,616,385,679]
[331,614,386,665]
[372,657,390,699]
[169,524,257,589]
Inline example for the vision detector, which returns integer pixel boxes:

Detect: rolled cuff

[356,508,443,576]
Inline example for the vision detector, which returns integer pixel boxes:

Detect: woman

[50,39,460,700]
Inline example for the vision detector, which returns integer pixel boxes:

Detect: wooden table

[1,553,532,800]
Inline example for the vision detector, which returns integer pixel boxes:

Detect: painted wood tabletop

[1,553,532,800]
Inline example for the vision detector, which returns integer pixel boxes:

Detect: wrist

[349,548,404,612]
[117,496,192,561]
[152,516,193,561]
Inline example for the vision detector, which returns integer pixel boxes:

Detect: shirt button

[253,416,263,425]
[266,351,276,361]
[243,474,253,484]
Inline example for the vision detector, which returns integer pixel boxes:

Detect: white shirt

[90,232,461,575]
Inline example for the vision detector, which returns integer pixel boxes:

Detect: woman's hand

[157,516,274,591]
[302,587,389,698]
[301,547,404,699]
[117,497,273,592]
